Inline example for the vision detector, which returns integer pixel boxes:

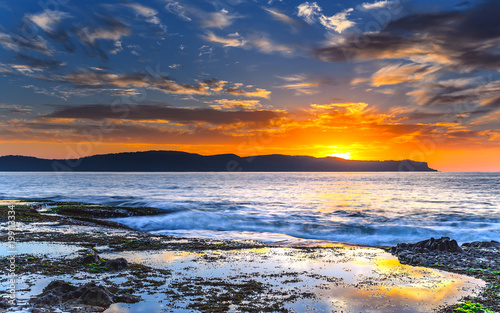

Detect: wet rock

[30,280,142,309]
[391,237,500,271]
[113,293,141,303]
[81,253,100,264]
[43,280,78,294]
[30,280,79,306]
[0,297,13,308]
[393,237,463,254]
[462,240,500,250]
[78,284,114,307]
[105,258,128,271]
[30,291,60,306]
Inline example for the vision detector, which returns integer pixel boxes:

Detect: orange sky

[1,0,499,171]
[2,101,499,171]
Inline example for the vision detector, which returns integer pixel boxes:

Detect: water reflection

[102,246,484,313]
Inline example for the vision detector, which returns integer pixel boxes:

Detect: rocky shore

[1,201,499,312]
[391,237,500,312]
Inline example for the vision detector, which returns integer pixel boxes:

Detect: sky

[0,0,499,171]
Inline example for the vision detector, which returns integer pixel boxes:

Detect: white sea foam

[1,172,499,245]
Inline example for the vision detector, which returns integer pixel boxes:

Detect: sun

[327,152,352,160]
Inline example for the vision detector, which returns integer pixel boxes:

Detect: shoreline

[1,200,498,312]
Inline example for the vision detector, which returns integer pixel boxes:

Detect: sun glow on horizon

[327,152,352,160]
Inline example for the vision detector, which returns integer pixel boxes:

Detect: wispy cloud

[297,2,322,24]
[368,63,439,87]
[319,8,354,33]
[249,34,295,56]
[164,0,192,21]
[203,31,295,56]
[277,74,322,95]
[24,9,72,33]
[297,2,354,33]
[77,16,130,44]
[311,102,368,114]
[360,0,396,10]
[124,3,166,32]
[210,99,262,110]
[202,32,246,47]
[201,9,238,29]
[60,70,211,95]
[0,32,52,55]
[0,104,32,114]
[225,86,271,98]
[264,8,300,28]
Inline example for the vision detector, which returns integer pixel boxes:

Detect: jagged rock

[462,240,500,250]
[43,280,78,294]
[30,280,139,309]
[105,258,128,271]
[78,284,114,307]
[392,237,463,254]
[391,237,500,271]
[30,291,60,306]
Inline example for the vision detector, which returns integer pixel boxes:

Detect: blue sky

[1,0,499,170]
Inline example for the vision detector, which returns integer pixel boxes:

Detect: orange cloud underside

[1,102,499,171]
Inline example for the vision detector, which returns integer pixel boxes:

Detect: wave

[2,172,499,246]
[111,210,500,245]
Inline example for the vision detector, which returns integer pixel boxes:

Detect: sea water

[0,172,498,245]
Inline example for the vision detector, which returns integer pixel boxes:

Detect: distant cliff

[0,151,437,172]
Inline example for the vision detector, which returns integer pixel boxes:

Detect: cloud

[164,0,192,21]
[361,0,395,10]
[202,9,238,29]
[314,1,500,71]
[0,104,32,115]
[31,69,265,99]
[369,63,439,87]
[249,34,295,56]
[24,9,72,33]
[124,3,166,32]
[0,54,65,76]
[44,104,282,125]
[77,16,131,44]
[202,32,246,47]
[0,32,52,55]
[224,86,271,98]
[311,102,369,114]
[297,2,322,24]
[210,99,262,110]
[59,70,211,95]
[297,2,354,33]
[264,8,300,27]
[202,32,295,56]
[319,8,354,33]
[14,53,66,70]
[200,78,228,92]
[277,74,322,95]
[74,15,131,59]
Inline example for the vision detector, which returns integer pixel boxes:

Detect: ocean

[1,172,498,246]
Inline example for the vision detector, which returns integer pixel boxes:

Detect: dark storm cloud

[314,0,500,70]
[44,104,284,125]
